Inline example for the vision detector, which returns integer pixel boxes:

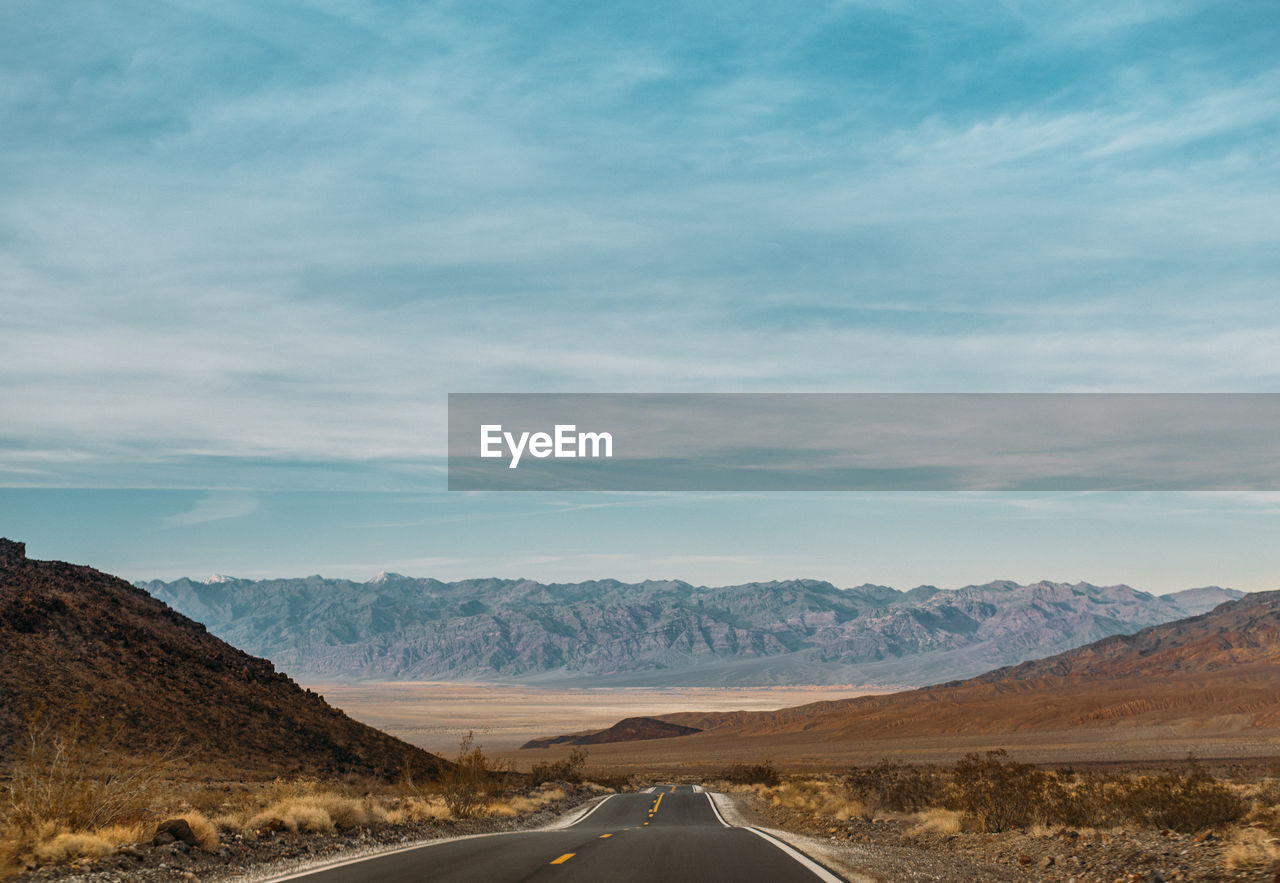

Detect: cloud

[164,492,259,526]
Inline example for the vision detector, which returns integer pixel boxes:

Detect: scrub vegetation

[720,752,1280,877]
[0,724,613,879]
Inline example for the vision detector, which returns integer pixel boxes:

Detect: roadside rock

[153,819,198,849]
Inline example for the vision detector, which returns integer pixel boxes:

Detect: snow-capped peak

[202,573,237,584]
[369,570,407,584]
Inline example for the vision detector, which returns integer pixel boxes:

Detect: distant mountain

[140,572,1240,688]
[1161,585,1244,615]
[528,590,1280,750]
[0,539,444,779]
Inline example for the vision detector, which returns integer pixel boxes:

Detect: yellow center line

[599,833,612,839]
[549,853,576,865]
[653,792,664,811]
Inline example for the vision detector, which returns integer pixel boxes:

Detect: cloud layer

[3,0,1278,487]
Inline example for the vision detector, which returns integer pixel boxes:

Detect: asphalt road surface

[267,785,845,882]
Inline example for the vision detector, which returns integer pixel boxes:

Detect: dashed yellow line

[549,853,576,865]
[599,833,612,839]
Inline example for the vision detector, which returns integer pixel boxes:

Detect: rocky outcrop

[0,537,25,568]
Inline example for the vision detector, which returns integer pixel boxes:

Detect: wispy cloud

[163,492,259,527]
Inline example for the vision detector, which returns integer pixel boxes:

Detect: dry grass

[3,715,174,834]
[0,821,147,880]
[913,808,963,835]
[1223,828,1280,870]
[175,812,219,850]
[484,783,571,818]
[1,751,594,880]
[240,780,388,834]
[0,715,180,878]
[754,780,872,822]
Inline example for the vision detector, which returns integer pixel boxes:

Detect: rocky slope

[0,539,444,779]
[141,572,1240,687]
[529,591,1280,751]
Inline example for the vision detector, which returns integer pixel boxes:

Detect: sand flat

[303,680,879,754]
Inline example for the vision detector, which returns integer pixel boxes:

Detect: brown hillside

[661,591,1280,738]
[0,539,445,779]
[976,590,1280,680]
[523,591,1280,762]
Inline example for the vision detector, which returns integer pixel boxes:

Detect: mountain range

[140,573,1241,687]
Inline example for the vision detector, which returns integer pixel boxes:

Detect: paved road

[267,785,844,882]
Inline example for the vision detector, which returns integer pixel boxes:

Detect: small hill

[0,539,445,779]
[520,716,701,749]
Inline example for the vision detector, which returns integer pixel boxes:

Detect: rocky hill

[528,591,1280,753]
[141,573,1240,687]
[521,717,702,749]
[0,539,445,779]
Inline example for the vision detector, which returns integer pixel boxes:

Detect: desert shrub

[763,779,871,821]
[2,713,175,834]
[536,784,567,801]
[529,747,589,786]
[949,750,1048,832]
[441,732,490,819]
[241,779,387,834]
[246,799,334,834]
[846,760,939,813]
[586,773,633,793]
[1114,759,1245,833]
[1041,770,1123,829]
[382,795,451,824]
[723,762,780,787]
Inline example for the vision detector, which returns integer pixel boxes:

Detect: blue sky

[2,1,1278,590]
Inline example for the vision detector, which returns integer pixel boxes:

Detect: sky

[2,1,1278,591]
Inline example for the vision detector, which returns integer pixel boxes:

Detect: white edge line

[257,795,615,883]
[704,792,730,827]
[744,827,847,883]
[256,829,526,883]
[555,793,614,828]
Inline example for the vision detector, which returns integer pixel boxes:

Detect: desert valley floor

[302,680,874,754]
[304,679,1280,773]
